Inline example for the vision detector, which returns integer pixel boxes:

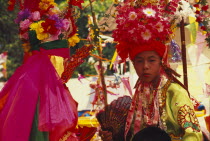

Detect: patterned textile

[125,78,202,141]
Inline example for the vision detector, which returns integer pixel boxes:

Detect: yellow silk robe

[164,83,202,141]
[129,82,203,141]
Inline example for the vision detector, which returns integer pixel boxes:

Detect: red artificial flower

[41,18,58,35]
[196,17,202,23]
[7,0,15,11]
[195,10,200,14]
[67,16,77,37]
[68,0,84,9]
[201,26,206,31]
[194,4,199,8]
[19,28,28,34]
[39,5,54,17]
[201,5,209,11]
[7,0,24,11]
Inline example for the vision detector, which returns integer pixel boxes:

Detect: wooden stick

[89,0,108,106]
[180,18,188,90]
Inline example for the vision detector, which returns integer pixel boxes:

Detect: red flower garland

[194,0,210,47]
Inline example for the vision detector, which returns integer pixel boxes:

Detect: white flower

[141,29,151,40]
[174,0,195,21]
[88,57,95,64]
[129,12,137,20]
[155,22,164,32]
[143,8,156,17]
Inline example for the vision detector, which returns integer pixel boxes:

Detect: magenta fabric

[0,49,78,141]
[23,0,40,11]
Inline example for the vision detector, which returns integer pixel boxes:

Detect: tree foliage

[0,0,23,81]
[71,0,115,77]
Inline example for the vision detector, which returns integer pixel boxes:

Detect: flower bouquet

[14,0,80,52]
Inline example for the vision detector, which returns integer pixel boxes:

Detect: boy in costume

[99,0,203,140]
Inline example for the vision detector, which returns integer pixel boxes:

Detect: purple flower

[170,40,182,62]
[49,14,63,29]
[15,9,31,24]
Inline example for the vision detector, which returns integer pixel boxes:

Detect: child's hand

[99,130,113,141]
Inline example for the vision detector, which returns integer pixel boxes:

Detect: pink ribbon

[121,77,133,96]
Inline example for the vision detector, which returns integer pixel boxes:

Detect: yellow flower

[50,7,60,14]
[68,34,80,47]
[37,32,49,40]
[202,31,207,34]
[30,23,38,30]
[39,0,57,11]
[30,21,49,40]
[30,21,44,30]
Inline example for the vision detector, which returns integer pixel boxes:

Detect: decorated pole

[89,0,108,106]
[180,17,188,89]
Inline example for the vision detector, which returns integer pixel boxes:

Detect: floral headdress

[113,0,180,61]
[11,0,81,53]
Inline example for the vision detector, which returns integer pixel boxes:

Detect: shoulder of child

[166,82,189,98]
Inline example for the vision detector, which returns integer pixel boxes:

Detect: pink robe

[0,48,78,141]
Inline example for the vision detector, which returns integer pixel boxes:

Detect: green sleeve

[166,83,203,141]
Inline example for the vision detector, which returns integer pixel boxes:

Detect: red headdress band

[116,40,167,61]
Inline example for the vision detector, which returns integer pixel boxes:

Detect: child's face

[133,51,161,83]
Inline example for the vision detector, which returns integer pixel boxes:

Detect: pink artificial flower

[31,11,41,21]
[138,24,145,30]
[155,22,164,32]
[128,29,135,34]
[129,12,137,20]
[141,29,151,41]
[62,19,71,31]
[20,19,32,30]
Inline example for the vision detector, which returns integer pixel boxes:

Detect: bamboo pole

[180,17,188,90]
[97,42,108,106]
[89,0,108,106]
